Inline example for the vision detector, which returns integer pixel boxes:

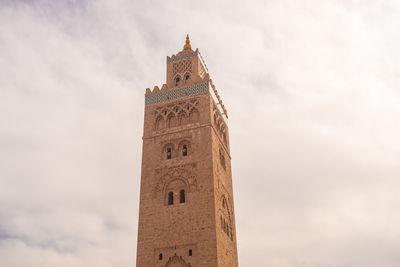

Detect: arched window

[175,76,181,86]
[167,147,172,159]
[180,190,185,203]
[182,145,188,156]
[165,179,186,206]
[222,198,225,208]
[168,192,174,205]
[185,73,190,81]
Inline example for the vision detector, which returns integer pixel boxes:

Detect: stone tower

[136,35,238,267]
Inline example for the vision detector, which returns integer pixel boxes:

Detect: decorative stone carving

[218,182,234,241]
[154,98,200,130]
[167,51,197,63]
[213,106,229,147]
[145,82,209,106]
[154,164,198,197]
[173,59,192,77]
[163,254,191,267]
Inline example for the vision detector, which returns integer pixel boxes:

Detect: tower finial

[184,34,192,50]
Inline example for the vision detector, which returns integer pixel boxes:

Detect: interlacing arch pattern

[220,195,234,241]
[155,99,200,130]
[213,107,228,146]
[153,164,198,200]
[172,59,192,77]
[162,254,192,267]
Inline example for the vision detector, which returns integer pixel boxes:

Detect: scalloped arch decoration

[213,109,228,146]
[154,98,200,130]
[154,166,198,198]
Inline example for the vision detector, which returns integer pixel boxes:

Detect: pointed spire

[183,34,192,50]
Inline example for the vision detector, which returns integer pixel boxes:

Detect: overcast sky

[1,0,400,267]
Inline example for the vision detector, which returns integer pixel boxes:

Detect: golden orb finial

[184,34,192,50]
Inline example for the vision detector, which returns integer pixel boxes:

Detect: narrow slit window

[168,192,174,205]
[159,253,163,260]
[189,249,192,256]
[167,148,172,159]
[180,190,185,203]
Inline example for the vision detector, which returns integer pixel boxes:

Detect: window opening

[185,74,190,81]
[189,249,192,256]
[180,190,186,203]
[168,192,174,205]
[182,145,188,156]
[159,253,163,260]
[167,148,172,159]
[175,76,180,86]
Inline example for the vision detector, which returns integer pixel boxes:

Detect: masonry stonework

[136,35,239,267]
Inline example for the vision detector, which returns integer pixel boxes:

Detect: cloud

[0,0,399,267]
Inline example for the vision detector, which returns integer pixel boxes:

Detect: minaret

[136,35,238,267]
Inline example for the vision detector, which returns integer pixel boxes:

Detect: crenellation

[161,84,168,91]
[153,85,160,93]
